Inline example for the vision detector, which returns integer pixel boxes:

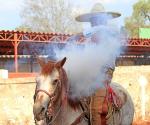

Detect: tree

[125,0,150,37]
[18,0,82,33]
[16,25,32,32]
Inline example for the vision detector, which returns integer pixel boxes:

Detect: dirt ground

[133,120,150,125]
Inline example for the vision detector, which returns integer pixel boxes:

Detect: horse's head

[33,57,67,122]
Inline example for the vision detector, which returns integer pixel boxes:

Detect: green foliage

[18,0,82,33]
[125,0,150,37]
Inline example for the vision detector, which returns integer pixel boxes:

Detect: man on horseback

[73,3,124,125]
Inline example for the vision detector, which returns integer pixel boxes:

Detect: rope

[106,102,114,119]
[47,105,62,125]
[105,82,123,109]
[70,112,87,125]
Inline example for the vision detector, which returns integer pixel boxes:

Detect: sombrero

[76,3,121,22]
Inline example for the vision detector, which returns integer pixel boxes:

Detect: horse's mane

[60,67,81,110]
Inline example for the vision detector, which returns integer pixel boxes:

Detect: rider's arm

[69,26,102,41]
[83,26,101,37]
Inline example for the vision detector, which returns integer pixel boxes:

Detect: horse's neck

[52,69,86,125]
[48,99,84,125]
[52,101,84,125]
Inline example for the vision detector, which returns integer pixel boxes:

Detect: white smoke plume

[54,25,124,99]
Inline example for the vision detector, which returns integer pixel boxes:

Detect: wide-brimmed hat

[76,3,121,22]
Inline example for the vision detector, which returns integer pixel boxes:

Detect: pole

[13,33,19,72]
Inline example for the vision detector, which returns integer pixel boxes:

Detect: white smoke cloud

[54,25,125,99]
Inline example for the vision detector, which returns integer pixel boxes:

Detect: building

[0,30,150,77]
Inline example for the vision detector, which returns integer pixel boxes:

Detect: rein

[46,103,62,125]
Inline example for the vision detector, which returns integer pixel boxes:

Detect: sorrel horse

[33,57,89,125]
[33,57,134,125]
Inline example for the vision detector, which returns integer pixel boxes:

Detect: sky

[0,0,138,30]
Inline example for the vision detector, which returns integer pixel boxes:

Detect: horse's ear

[37,57,45,67]
[55,57,67,68]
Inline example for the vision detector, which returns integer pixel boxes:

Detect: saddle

[71,84,127,125]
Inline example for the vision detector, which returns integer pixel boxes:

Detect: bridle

[34,81,60,102]
[34,79,63,125]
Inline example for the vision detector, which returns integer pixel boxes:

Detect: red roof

[0,30,150,55]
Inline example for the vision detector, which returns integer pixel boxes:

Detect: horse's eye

[53,79,58,85]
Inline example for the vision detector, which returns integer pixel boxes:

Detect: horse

[33,57,89,125]
[33,57,134,125]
